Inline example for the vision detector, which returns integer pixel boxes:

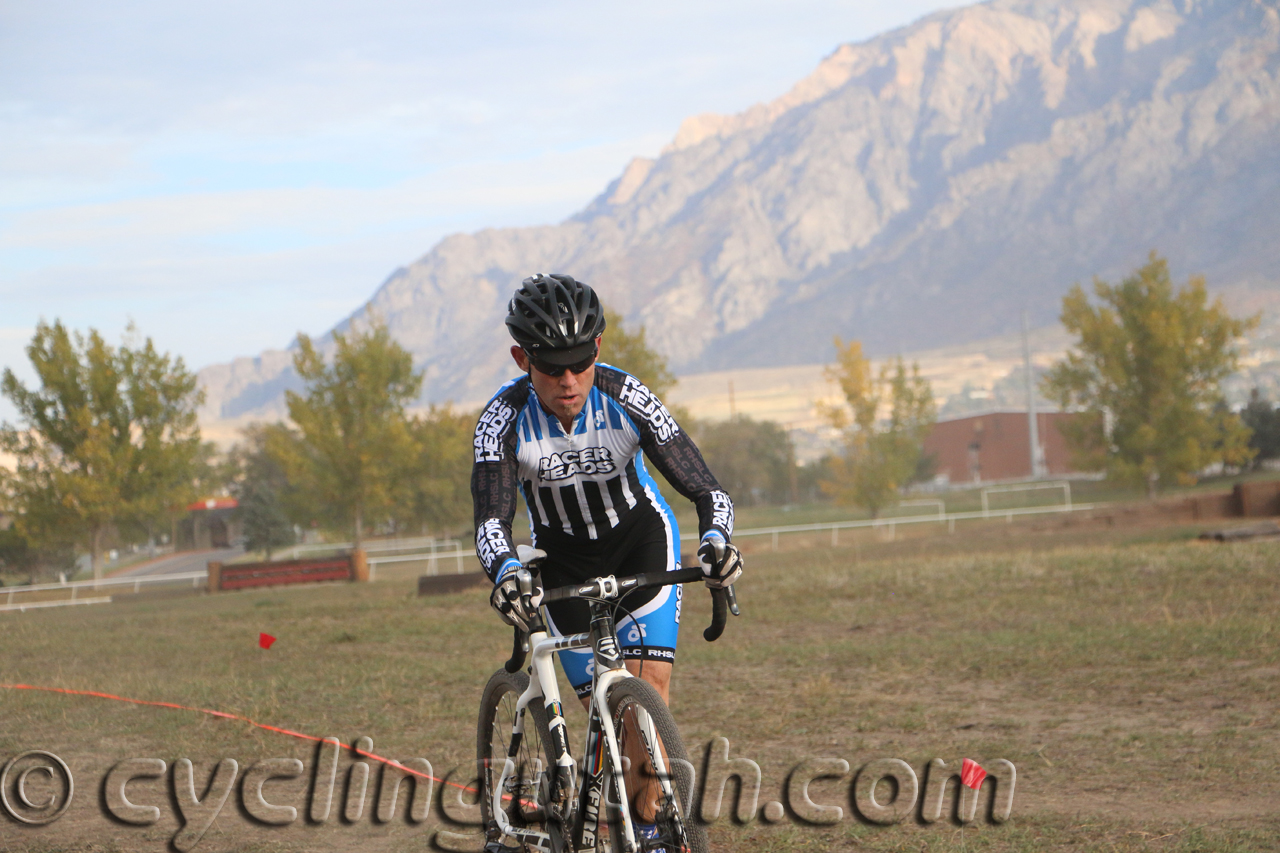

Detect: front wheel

[606,678,708,853]
[477,669,564,852]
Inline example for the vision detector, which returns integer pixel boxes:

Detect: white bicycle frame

[491,625,677,853]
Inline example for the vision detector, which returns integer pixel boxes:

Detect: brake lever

[725,583,740,617]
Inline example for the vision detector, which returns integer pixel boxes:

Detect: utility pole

[728,379,736,419]
[1023,311,1045,478]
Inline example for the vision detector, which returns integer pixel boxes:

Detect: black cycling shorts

[534,501,682,697]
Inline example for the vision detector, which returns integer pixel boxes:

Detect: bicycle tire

[606,678,708,853]
[477,669,565,852]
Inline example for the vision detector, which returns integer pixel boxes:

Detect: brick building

[923,412,1086,485]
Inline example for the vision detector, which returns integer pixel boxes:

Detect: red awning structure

[186,496,238,511]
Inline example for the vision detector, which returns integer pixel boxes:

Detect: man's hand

[697,535,743,590]
[490,570,543,631]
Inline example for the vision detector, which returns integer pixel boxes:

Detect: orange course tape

[0,682,476,793]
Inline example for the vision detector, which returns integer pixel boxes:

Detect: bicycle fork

[492,602,675,853]
[589,600,690,852]
[581,600,644,852]
[493,629,580,851]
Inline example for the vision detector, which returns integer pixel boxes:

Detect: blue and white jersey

[471,363,734,581]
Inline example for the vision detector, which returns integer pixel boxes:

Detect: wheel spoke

[606,678,707,853]
[478,670,562,852]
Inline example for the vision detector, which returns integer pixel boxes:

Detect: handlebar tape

[703,587,728,642]
[504,629,528,673]
[507,567,736,669]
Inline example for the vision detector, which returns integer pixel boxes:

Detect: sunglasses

[525,344,598,377]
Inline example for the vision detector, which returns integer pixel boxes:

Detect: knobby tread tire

[477,669,562,852]
[606,677,709,853]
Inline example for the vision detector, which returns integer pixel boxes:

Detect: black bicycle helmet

[505,273,607,364]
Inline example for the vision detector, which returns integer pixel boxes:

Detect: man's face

[510,340,598,427]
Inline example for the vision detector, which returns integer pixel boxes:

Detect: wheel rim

[486,688,550,847]
[613,697,689,852]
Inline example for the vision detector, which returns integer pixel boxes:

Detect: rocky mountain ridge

[199,0,1280,422]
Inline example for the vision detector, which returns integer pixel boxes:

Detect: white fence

[407,499,1098,570]
[679,499,1097,551]
[981,480,1071,517]
[366,547,465,580]
[285,536,460,560]
[1,571,206,613]
[2,498,1097,606]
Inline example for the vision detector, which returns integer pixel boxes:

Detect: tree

[601,308,676,398]
[819,339,936,517]
[692,416,795,506]
[0,526,33,575]
[269,318,422,549]
[1042,253,1257,496]
[225,425,296,558]
[240,484,296,559]
[0,321,205,582]
[0,524,76,582]
[597,307,698,507]
[1242,389,1280,469]
[404,405,474,535]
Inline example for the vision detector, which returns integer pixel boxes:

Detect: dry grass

[3,527,1279,851]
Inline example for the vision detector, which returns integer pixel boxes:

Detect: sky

[0,0,958,419]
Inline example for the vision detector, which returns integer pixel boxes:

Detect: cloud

[0,0,957,380]
[1,132,662,278]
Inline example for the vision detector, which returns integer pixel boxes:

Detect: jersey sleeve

[599,366,735,542]
[471,382,528,583]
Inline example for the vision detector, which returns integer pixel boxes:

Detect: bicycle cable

[610,597,647,683]
[570,593,648,684]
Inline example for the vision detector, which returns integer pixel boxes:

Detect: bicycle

[477,545,739,852]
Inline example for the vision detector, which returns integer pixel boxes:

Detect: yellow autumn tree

[820,339,935,517]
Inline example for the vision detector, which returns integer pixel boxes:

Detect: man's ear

[511,345,529,371]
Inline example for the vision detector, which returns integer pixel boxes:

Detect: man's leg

[573,660,673,823]
[572,659,669,708]
[625,659,671,701]
[619,660,672,824]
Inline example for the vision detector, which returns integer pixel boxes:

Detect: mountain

[199,0,1280,422]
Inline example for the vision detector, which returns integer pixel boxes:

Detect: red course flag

[259,633,277,650]
[960,758,986,790]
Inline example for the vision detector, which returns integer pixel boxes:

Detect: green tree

[1042,253,1257,496]
[269,319,422,549]
[601,308,676,397]
[404,405,475,535]
[225,425,296,558]
[692,416,795,505]
[0,524,76,581]
[240,484,296,558]
[0,526,33,575]
[594,307,694,508]
[819,339,936,517]
[0,321,205,582]
[1242,389,1280,469]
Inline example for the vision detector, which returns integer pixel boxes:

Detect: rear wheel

[477,669,564,852]
[606,678,707,853]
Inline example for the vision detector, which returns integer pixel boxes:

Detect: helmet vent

[505,273,606,350]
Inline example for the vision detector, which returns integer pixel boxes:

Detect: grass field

[2,519,1279,852]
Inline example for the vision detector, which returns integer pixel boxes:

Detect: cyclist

[472,273,743,840]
